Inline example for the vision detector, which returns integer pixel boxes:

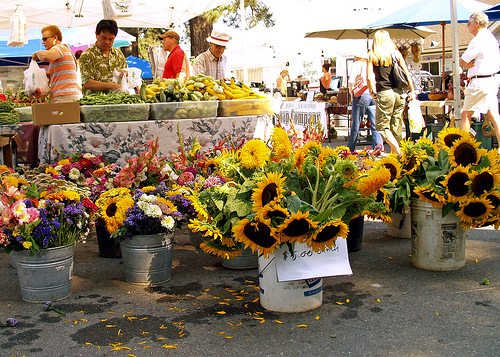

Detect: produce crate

[217,99,280,117]
[14,106,33,122]
[80,103,150,123]
[150,101,218,120]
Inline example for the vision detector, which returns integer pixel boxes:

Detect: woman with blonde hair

[276,69,290,96]
[367,30,414,155]
[32,25,81,102]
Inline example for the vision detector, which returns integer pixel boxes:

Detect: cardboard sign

[276,238,352,282]
[278,101,328,136]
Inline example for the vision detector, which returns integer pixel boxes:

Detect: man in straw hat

[160,30,190,80]
[192,29,230,80]
[347,49,383,152]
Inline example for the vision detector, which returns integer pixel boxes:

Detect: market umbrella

[484,3,500,20]
[366,0,490,88]
[62,27,135,53]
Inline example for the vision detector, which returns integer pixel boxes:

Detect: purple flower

[6,318,17,327]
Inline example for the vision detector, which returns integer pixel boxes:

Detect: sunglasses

[42,36,54,41]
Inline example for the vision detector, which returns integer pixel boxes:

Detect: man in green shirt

[79,19,128,95]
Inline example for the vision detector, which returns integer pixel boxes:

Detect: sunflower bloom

[414,184,445,208]
[232,218,279,258]
[271,127,292,160]
[239,139,269,169]
[448,136,484,168]
[305,219,349,253]
[457,196,494,227]
[200,240,242,259]
[442,165,470,202]
[467,168,500,197]
[437,127,468,149]
[251,172,286,213]
[277,211,319,244]
[356,167,391,197]
[375,154,401,182]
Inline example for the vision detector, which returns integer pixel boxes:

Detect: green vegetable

[159,88,166,103]
[139,83,147,101]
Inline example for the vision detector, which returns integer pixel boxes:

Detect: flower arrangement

[189,126,392,259]
[0,175,97,254]
[45,153,106,186]
[386,128,500,229]
[95,183,183,241]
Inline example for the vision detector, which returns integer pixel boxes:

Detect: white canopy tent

[0,0,228,29]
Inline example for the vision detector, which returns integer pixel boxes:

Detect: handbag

[391,54,410,90]
[353,72,368,97]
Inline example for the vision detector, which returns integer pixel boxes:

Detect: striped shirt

[192,49,227,80]
[48,44,80,98]
[79,45,128,95]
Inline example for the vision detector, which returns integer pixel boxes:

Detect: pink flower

[0,232,10,246]
[26,207,40,223]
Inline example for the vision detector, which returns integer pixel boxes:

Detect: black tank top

[373,64,397,92]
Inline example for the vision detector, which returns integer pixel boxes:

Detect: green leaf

[442,202,455,217]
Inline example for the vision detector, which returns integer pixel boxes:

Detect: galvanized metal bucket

[188,230,203,248]
[222,246,258,269]
[120,232,174,285]
[12,244,75,303]
[9,251,15,268]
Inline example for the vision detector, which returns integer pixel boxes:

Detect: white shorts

[463,76,499,114]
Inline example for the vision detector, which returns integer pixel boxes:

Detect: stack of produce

[0,100,20,124]
[78,92,147,106]
[213,78,266,100]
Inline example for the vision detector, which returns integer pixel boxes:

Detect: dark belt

[469,74,497,79]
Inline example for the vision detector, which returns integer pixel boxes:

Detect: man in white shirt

[192,29,230,80]
[460,12,500,145]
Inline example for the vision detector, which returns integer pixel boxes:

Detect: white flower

[104,181,115,189]
[161,216,175,229]
[137,201,162,218]
[138,168,147,182]
[0,200,5,214]
[55,165,62,172]
[83,153,93,159]
[38,199,46,209]
[139,194,156,203]
[161,164,178,180]
[68,167,81,181]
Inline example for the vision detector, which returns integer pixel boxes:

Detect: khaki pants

[50,94,82,103]
[375,88,405,143]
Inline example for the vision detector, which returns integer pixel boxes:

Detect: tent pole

[450,0,461,125]
[441,21,446,91]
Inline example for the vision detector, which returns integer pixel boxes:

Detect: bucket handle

[258,256,275,276]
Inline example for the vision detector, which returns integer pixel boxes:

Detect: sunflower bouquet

[386,128,500,229]
[95,183,183,242]
[0,175,97,255]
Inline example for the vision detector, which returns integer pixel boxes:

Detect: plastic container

[217,98,280,117]
[222,247,258,269]
[120,232,173,285]
[258,253,323,312]
[471,121,492,150]
[150,101,218,120]
[346,216,364,252]
[80,103,150,122]
[14,106,33,122]
[427,123,445,142]
[387,206,411,239]
[12,244,74,302]
[410,199,466,271]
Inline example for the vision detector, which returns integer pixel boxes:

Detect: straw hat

[207,29,230,47]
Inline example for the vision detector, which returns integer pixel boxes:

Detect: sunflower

[400,150,426,176]
[415,137,439,159]
[239,139,269,169]
[442,165,470,202]
[251,172,286,213]
[203,158,218,174]
[457,196,493,226]
[45,166,59,176]
[100,195,134,234]
[485,190,500,216]
[467,168,500,197]
[414,184,445,208]
[481,149,500,169]
[294,149,307,171]
[305,219,348,253]
[318,146,337,169]
[232,218,279,257]
[437,127,468,149]
[335,159,358,183]
[256,203,289,223]
[277,211,319,244]
[190,194,210,220]
[448,136,484,168]
[375,188,390,207]
[271,127,292,160]
[375,154,401,182]
[200,240,242,259]
[356,166,391,197]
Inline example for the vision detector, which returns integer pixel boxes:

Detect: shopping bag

[353,72,367,97]
[24,61,49,98]
[102,0,132,19]
[408,100,425,134]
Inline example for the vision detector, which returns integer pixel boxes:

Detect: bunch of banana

[214,78,267,100]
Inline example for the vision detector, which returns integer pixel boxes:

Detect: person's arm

[80,52,121,92]
[367,60,376,99]
[277,76,283,88]
[82,79,121,92]
[459,58,475,69]
[396,52,415,92]
[192,55,204,76]
[325,73,331,89]
[32,45,62,62]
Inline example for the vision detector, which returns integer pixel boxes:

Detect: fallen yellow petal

[346,299,350,303]
[219,302,230,305]
[217,311,227,315]
[118,329,123,336]
[179,333,187,337]
[74,321,78,325]
[260,319,265,324]
[275,320,283,324]
[79,311,83,314]
[106,325,116,328]
[253,317,264,320]
[142,331,149,335]
[218,332,226,334]
[476,259,479,263]
[227,322,234,326]
[226,289,236,292]
[157,337,165,340]
[296,324,308,328]
[214,296,220,299]
[225,336,233,339]
[138,341,147,345]
[128,354,136,357]
[336,302,344,305]
[252,298,259,303]
[377,299,381,302]
[224,299,232,302]
[107,311,116,314]
[236,322,242,327]
[98,346,100,350]
[205,288,210,292]
[85,342,92,345]
[316,316,320,320]
[159,325,168,329]
[161,344,178,349]
[192,303,199,305]
[101,319,108,322]
[435,312,439,316]
[245,280,255,283]
[143,346,150,349]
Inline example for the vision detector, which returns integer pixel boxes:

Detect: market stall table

[38,116,269,165]
[0,122,40,166]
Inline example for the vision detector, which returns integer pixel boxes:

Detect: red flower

[79,159,92,168]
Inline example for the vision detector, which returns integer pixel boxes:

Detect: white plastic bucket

[258,254,322,312]
[410,199,466,271]
[387,206,411,239]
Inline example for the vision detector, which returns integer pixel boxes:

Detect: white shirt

[348,60,368,95]
[192,49,228,80]
[461,27,500,78]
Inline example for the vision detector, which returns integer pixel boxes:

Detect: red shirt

[163,45,185,79]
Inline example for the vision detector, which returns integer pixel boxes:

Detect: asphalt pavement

[0,131,499,357]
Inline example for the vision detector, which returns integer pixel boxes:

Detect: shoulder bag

[391,54,410,90]
[353,72,368,97]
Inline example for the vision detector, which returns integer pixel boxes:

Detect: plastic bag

[102,0,132,19]
[408,99,425,134]
[124,67,142,88]
[24,61,49,98]
[7,10,28,47]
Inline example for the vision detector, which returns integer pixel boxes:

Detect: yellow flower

[414,184,445,208]
[141,186,156,193]
[448,136,484,168]
[22,241,32,249]
[232,218,279,258]
[305,219,349,253]
[58,159,71,165]
[467,168,500,197]
[457,196,494,227]
[239,139,269,169]
[199,241,241,259]
[45,166,59,176]
[62,190,81,202]
[251,172,286,213]
[277,210,318,244]
[442,165,470,203]
[356,167,391,197]
[271,127,292,160]
[374,154,401,183]
[437,127,468,149]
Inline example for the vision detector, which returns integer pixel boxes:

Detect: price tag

[275,238,352,282]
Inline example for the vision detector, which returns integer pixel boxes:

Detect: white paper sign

[276,238,352,282]
[278,101,328,137]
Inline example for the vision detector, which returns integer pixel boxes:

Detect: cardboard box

[0,133,25,168]
[32,102,81,126]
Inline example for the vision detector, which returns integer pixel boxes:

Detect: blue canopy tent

[0,28,45,66]
[485,4,500,21]
[126,55,153,79]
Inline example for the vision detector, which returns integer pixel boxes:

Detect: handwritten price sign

[275,238,352,282]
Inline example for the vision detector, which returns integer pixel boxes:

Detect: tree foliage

[208,0,275,30]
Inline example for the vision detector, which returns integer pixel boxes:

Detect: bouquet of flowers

[95,183,183,241]
[45,153,106,186]
[0,174,97,254]
[189,127,392,259]
[386,128,500,229]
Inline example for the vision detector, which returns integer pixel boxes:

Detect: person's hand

[31,52,38,61]
[465,59,475,69]
[109,82,121,91]
[407,91,415,101]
